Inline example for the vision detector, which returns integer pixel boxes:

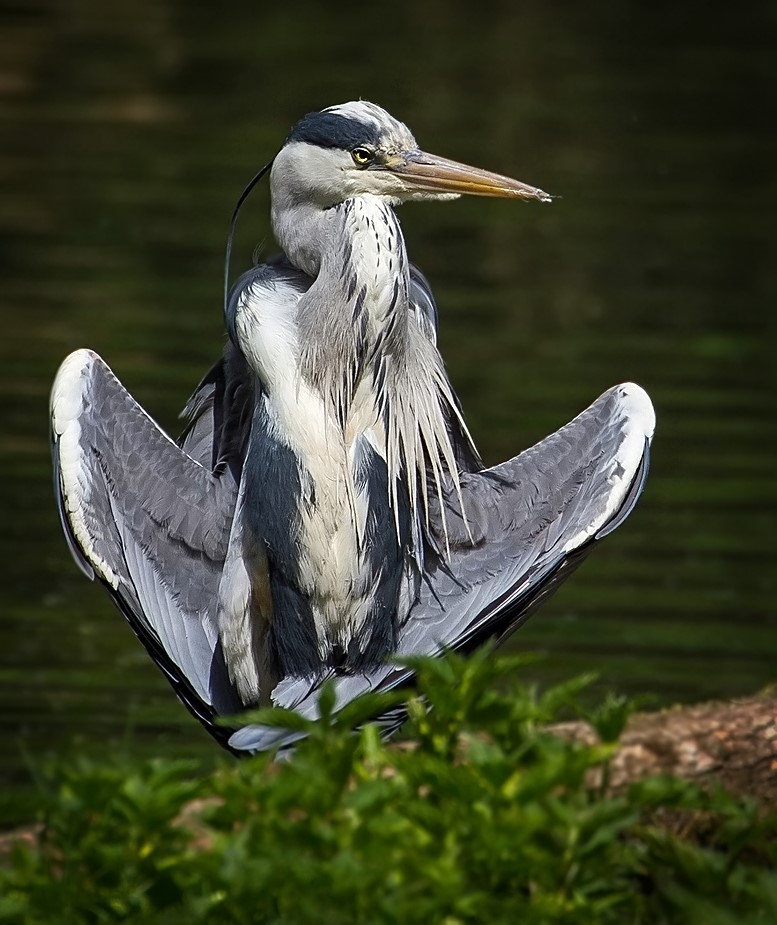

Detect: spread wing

[51,348,653,754]
[229,382,654,752]
[50,348,249,745]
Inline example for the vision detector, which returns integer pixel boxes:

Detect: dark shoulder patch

[286,110,382,151]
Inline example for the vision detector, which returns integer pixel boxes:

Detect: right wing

[228,381,654,752]
[51,349,245,744]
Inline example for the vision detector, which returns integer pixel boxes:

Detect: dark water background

[1,1,775,823]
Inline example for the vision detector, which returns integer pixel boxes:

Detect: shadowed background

[1,0,775,823]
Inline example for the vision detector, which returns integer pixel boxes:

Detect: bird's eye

[351,147,374,167]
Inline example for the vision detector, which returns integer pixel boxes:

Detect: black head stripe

[286,111,383,150]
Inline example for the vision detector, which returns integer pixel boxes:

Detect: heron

[50,101,655,752]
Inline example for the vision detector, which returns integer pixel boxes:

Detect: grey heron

[50,101,655,752]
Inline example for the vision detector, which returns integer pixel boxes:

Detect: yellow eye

[351,147,373,167]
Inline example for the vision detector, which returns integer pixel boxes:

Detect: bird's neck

[321,196,412,357]
[272,197,330,279]
[274,194,409,313]
[275,196,412,416]
[274,195,473,551]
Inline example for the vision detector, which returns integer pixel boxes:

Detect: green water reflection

[1,0,775,822]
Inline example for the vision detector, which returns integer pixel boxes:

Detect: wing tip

[614,381,656,443]
[51,348,100,435]
[602,381,655,528]
[51,347,122,590]
[559,382,655,554]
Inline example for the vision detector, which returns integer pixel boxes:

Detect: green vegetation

[2,651,775,924]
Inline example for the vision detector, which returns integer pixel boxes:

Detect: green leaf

[4,653,777,925]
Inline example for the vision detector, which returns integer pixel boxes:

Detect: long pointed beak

[390,150,552,202]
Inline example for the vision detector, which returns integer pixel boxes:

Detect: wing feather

[51,348,654,753]
[51,349,243,739]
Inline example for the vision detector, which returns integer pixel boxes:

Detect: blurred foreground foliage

[2,651,776,924]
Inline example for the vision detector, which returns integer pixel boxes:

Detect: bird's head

[270,100,552,209]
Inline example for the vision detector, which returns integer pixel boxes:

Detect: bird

[50,101,655,753]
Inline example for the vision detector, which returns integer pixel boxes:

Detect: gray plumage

[50,101,655,752]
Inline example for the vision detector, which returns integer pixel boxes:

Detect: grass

[1,650,776,924]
